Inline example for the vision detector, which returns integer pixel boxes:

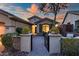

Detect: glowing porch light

[55,24,59,27]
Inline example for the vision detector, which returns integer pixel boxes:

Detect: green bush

[22,26,31,34]
[50,26,60,33]
[1,33,13,49]
[16,27,22,35]
[61,38,79,56]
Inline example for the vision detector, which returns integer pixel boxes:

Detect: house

[0,9,32,35]
[28,16,58,34]
[62,11,79,36]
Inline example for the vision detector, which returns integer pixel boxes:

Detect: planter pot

[48,33,61,54]
[20,33,32,52]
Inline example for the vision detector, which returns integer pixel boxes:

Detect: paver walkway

[28,36,49,56]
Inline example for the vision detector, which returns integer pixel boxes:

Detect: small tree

[38,3,68,25]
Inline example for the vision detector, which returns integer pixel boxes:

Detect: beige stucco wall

[63,14,79,29]
[0,14,12,26]
[21,34,31,52]
[15,21,27,28]
[0,13,29,34]
[48,34,61,54]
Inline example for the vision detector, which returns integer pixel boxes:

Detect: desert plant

[16,27,22,35]
[22,26,31,34]
[61,38,79,56]
[50,26,60,33]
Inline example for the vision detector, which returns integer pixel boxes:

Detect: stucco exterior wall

[15,21,27,28]
[0,14,12,26]
[21,34,31,52]
[0,13,29,34]
[63,14,79,29]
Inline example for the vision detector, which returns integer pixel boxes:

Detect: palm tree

[38,3,68,25]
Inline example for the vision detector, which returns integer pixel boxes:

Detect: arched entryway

[32,24,50,35]
[29,36,49,56]
[32,24,37,35]
[42,24,49,33]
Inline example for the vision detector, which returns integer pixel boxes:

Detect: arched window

[42,24,49,32]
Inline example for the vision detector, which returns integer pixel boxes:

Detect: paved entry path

[28,36,49,56]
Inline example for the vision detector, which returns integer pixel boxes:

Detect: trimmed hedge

[61,38,79,56]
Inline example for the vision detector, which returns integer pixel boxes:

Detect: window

[66,23,73,32]
[42,24,49,32]
[75,20,79,32]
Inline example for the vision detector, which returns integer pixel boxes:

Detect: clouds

[27,4,38,14]
[0,3,69,23]
[0,3,34,21]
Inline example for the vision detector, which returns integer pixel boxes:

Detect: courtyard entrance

[28,35,49,56]
[32,24,50,35]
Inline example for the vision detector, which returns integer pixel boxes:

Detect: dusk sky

[0,3,79,23]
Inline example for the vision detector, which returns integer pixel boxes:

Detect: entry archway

[32,24,37,35]
[42,24,49,33]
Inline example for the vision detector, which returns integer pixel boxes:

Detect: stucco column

[37,24,39,33]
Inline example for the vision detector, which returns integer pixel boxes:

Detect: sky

[0,3,79,23]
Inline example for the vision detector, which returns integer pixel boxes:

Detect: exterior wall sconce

[55,24,59,27]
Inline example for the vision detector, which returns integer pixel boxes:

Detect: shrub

[16,27,22,35]
[1,33,13,49]
[50,26,60,33]
[61,38,79,56]
[22,26,31,34]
